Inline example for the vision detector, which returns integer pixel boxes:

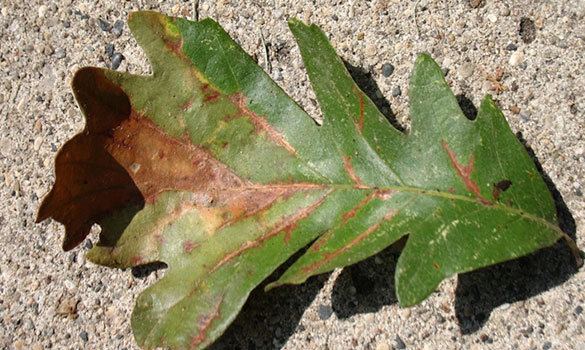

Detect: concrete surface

[1,0,584,349]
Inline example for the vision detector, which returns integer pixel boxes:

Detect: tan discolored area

[441,140,491,206]
[229,93,298,156]
[105,111,246,204]
[37,67,329,253]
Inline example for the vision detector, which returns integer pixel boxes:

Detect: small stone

[365,44,377,58]
[575,305,583,315]
[11,180,21,195]
[500,7,511,16]
[469,0,484,9]
[521,326,534,336]
[381,63,395,77]
[510,106,521,114]
[357,32,364,40]
[506,43,518,51]
[111,52,124,70]
[44,45,54,56]
[459,62,475,78]
[500,303,511,310]
[519,18,536,44]
[534,17,545,29]
[375,342,391,350]
[542,341,552,350]
[395,335,406,349]
[34,119,42,133]
[33,136,43,151]
[105,43,115,58]
[392,86,402,97]
[38,5,48,18]
[54,48,65,59]
[98,18,112,32]
[318,304,333,320]
[400,308,411,319]
[480,334,493,343]
[509,50,525,67]
[80,331,89,342]
[487,13,497,23]
[83,239,93,250]
[112,19,124,37]
[56,296,79,318]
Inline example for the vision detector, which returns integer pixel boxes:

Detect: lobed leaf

[37,11,580,349]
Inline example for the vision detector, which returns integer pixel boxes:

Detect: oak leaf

[37,11,581,350]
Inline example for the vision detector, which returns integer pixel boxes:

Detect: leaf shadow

[208,249,330,350]
[453,104,580,334]
[331,243,400,319]
[343,60,406,132]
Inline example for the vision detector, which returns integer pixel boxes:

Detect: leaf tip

[287,17,306,32]
[415,52,434,63]
[413,52,443,74]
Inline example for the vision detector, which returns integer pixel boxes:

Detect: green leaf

[37,11,580,350]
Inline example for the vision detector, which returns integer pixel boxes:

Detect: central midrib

[232,182,564,238]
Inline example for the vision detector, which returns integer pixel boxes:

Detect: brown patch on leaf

[343,156,367,189]
[36,68,327,253]
[190,295,223,348]
[342,191,377,223]
[180,99,193,111]
[441,140,491,205]
[131,255,144,265]
[352,86,365,132]
[210,192,330,272]
[183,240,198,254]
[105,111,245,204]
[230,93,297,155]
[303,208,397,274]
[201,83,221,103]
[311,190,393,252]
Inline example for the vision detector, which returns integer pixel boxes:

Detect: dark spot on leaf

[183,240,198,253]
[492,179,512,200]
